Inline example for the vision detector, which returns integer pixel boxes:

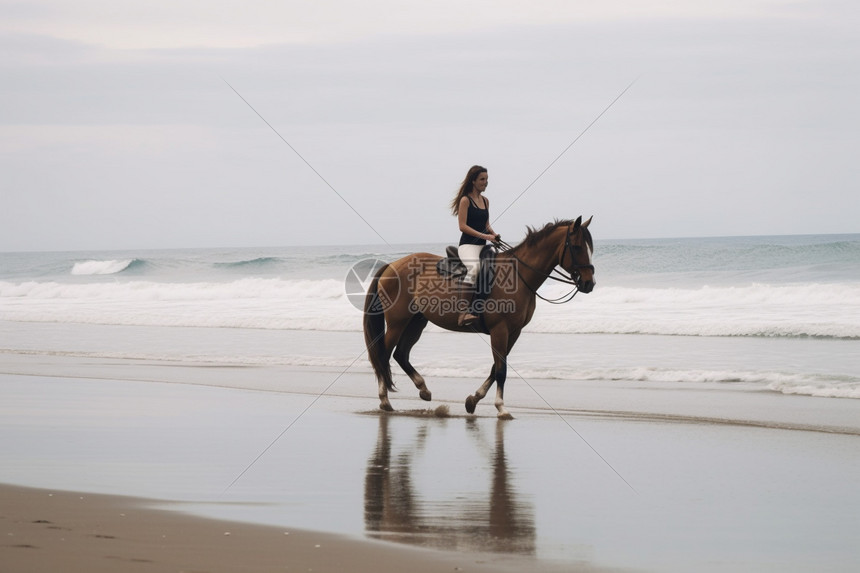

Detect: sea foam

[2,279,859,339]
[0,278,361,331]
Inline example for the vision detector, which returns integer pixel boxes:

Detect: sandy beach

[2,345,860,572]
[2,483,582,573]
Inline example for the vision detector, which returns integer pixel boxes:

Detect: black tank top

[459,196,489,246]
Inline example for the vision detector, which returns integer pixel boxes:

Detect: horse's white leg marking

[378,378,393,411]
[411,372,426,389]
[411,372,432,401]
[495,383,512,419]
[394,351,431,401]
[474,376,494,402]
[466,369,495,414]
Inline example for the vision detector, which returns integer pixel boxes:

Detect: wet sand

[2,354,860,572]
[1,484,580,573]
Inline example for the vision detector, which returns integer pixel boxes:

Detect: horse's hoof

[497,411,514,420]
[379,403,394,412]
[419,389,432,402]
[465,395,477,414]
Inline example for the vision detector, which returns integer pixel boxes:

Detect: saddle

[433,246,497,333]
[436,245,496,294]
[436,246,467,279]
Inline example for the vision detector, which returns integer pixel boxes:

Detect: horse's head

[561,216,595,293]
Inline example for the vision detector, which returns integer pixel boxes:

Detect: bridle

[496,225,594,304]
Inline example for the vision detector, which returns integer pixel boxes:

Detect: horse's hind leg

[378,317,410,411]
[392,314,432,401]
[465,365,496,414]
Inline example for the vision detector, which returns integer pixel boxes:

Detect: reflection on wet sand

[364,415,535,554]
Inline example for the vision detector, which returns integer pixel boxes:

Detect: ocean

[2,233,859,401]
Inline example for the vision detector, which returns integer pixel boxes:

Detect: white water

[3,278,859,339]
[70,259,136,275]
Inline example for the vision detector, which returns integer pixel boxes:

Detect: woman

[450,165,500,326]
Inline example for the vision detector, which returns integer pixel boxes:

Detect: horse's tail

[364,264,394,391]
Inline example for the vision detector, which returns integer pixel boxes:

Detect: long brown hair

[450,165,487,215]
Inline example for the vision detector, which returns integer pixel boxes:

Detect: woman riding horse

[364,211,595,419]
[450,165,501,327]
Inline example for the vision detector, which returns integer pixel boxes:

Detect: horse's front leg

[466,365,495,414]
[490,326,512,419]
[493,359,512,420]
[465,326,513,419]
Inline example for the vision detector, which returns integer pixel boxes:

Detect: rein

[495,227,593,304]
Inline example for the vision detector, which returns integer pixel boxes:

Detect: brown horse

[364,216,594,418]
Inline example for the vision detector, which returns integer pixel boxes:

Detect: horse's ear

[571,216,582,232]
[582,215,593,228]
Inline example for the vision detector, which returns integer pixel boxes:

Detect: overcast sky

[2,0,858,251]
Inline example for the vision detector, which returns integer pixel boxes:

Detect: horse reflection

[364,415,535,554]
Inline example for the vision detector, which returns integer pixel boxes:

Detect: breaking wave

[70,259,145,275]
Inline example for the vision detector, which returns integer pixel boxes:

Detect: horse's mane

[509,219,577,252]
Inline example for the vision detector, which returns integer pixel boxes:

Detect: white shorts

[458,243,484,285]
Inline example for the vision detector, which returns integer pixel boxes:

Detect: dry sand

[1,484,593,573]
